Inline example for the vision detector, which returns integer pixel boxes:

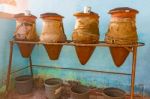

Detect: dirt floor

[0,80,148,99]
[2,87,146,99]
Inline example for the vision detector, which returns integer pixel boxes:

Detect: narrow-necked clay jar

[40,13,66,60]
[105,7,139,67]
[72,12,100,65]
[14,13,38,58]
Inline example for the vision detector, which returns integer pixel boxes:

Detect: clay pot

[14,13,38,58]
[72,12,100,65]
[105,7,139,67]
[71,85,90,99]
[103,87,126,99]
[40,13,66,60]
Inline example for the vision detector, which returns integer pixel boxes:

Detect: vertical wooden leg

[29,56,33,76]
[131,47,137,99]
[5,41,14,93]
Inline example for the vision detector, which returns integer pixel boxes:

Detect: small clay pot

[103,87,126,99]
[105,7,139,67]
[71,85,90,99]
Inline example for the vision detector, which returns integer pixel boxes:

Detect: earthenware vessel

[105,7,139,67]
[14,13,38,58]
[72,12,100,65]
[40,13,66,60]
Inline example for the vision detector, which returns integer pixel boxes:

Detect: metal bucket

[44,78,63,99]
[103,88,126,99]
[71,85,90,99]
[15,75,33,94]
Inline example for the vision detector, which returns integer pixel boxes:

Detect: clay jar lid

[14,13,37,23]
[109,7,139,18]
[40,13,64,21]
[74,12,99,18]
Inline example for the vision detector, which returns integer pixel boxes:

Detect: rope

[105,17,138,44]
[72,17,99,43]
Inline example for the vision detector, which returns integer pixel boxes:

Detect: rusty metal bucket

[72,12,100,65]
[105,7,139,67]
[15,75,33,94]
[71,85,90,99]
[103,88,126,99]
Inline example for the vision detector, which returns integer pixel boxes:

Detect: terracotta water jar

[14,13,38,58]
[40,13,66,60]
[72,12,100,65]
[105,7,139,67]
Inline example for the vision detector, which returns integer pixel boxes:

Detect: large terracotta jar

[40,13,66,60]
[72,12,100,65]
[105,7,139,67]
[14,13,38,58]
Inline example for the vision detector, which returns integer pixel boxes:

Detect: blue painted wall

[0,0,150,96]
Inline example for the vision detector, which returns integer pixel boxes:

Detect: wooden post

[131,47,137,99]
